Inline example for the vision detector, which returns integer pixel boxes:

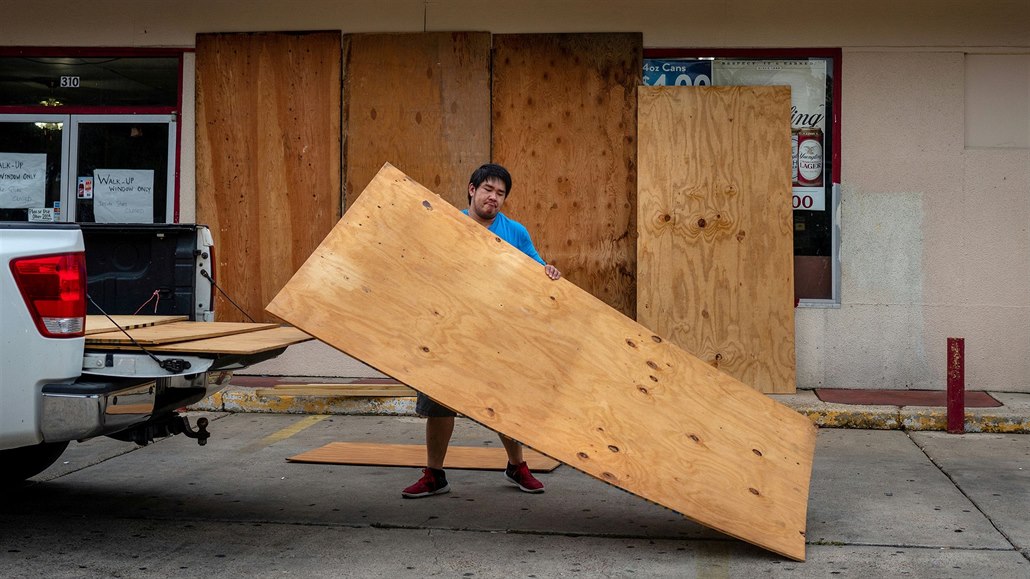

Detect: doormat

[287,442,561,472]
[815,389,1002,408]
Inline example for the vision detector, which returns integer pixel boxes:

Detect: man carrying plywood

[402,164,563,499]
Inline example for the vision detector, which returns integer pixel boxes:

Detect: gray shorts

[415,392,457,418]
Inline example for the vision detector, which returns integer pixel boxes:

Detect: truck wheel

[0,441,70,486]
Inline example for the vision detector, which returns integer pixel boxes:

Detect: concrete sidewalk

[193,377,1030,434]
[7,412,1030,576]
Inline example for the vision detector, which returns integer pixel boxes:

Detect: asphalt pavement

[2,412,1028,578]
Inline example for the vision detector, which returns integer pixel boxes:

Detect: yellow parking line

[244,415,329,451]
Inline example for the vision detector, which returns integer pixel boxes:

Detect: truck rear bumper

[40,373,207,442]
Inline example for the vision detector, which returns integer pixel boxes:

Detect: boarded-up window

[343,32,491,210]
[195,31,341,323]
[492,33,641,317]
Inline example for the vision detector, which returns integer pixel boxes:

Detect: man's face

[468,177,507,221]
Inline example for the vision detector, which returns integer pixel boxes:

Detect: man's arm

[516,227,560,280]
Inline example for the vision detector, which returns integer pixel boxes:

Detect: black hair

[468,163,512,204]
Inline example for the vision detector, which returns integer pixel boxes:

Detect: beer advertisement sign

[643,58,830,212]
[714,59,827,211]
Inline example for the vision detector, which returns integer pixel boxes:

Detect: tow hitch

[179,416,211,446]
[114,414,211,446]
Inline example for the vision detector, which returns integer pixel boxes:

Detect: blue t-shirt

[463,209,546,266]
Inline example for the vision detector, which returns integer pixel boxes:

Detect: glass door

[68,115,177,223]
[0,114,176,223]
[0,114,70,222]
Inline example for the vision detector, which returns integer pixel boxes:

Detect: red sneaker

[402,468,450,498]
[504,461,545,493]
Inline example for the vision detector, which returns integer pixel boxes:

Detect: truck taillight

[10,252,87,338]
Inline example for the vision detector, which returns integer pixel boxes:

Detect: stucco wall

[3,1,1029,390]
[795,51,1030,391]
[3,1,1029,48]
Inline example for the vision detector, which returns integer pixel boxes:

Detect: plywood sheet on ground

[86,321,277,345]
[196,31,341,323]
[288,442,560,472]
[491,33,641,318]
[267,164,817,561]
[343,32,490,210]
[86,326,311,355]
[85,315,187,335]
[637,86,796,394]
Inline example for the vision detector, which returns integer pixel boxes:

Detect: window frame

[642,47,842,307]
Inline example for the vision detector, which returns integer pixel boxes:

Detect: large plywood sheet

[637,86,797,394]
[491,33,641,318]
[196,31,342,322]
[267,164,816,561]
[344,32,490,210]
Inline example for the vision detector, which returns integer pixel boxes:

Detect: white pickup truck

[0,222,291,485]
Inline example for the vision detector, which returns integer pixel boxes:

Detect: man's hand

[544,264,561,280]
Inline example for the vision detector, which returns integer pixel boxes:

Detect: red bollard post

[947,338,965,434]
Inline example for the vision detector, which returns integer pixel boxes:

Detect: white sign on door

[93,168,154,223]
[0,153,47,209]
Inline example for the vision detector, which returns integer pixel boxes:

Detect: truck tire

[0,441,69,486]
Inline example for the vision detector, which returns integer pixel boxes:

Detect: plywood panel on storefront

[491,33,641,318]
[343,32,491,210]
[637,86,796,393]
[267,163,816,561]
[195,31,341,322]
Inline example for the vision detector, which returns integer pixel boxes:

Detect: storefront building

[1,1,1027,392]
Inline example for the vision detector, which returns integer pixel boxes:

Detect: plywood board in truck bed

[86,321,278,345]
[86,326,312,355]
[85,315,188,335]
[266,164,817,561]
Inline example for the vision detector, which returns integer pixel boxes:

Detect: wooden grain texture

[343,32,490,210]
[85,326,311,355]
[267,164,816,561]
[637,86,797,394]
[196,31,342,323]
[86,321,277,345]
[261,384,417,397]
[491,33,641,317]
[288,442,560,472]
[85,315,187,335]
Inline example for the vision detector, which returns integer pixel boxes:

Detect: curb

[190,385,1030,434]
[774,390,1030,434]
